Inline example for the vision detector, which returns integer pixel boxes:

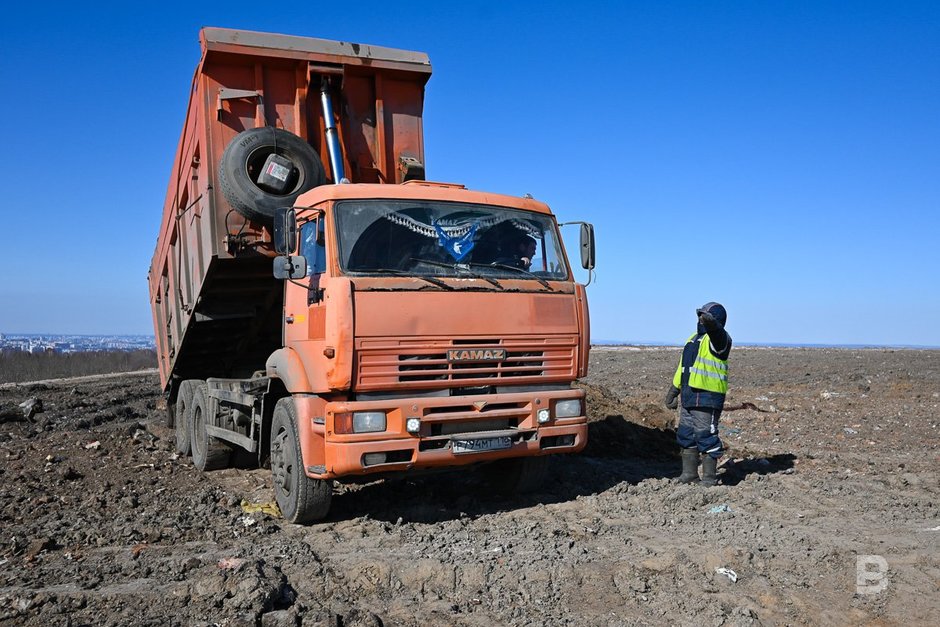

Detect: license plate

[451,436,512,454]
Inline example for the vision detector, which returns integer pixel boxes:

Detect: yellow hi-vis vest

[673,333,729,394]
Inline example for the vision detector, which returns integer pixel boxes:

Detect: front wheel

[483,455,549,495]
[270,398,332,523]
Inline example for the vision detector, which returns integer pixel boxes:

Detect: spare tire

[218,127,326,224]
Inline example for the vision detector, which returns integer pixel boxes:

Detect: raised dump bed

[149,28,432,390]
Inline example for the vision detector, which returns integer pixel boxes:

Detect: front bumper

[310,388,587,479]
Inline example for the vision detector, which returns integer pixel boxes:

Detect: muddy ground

[0,347,937,626]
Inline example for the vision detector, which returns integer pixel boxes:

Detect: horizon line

[2,332,938,350]
[594,340,940,350]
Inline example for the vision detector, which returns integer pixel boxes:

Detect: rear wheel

[271,398,332,523]
[189,384,231,471]
[174,380,198,456]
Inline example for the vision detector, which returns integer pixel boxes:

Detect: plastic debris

[132,429,158,449]
[84,441,101,450]
[708,504,732,514]
[218,557,246,570]
[843,427,858,435]
[43,455,61,473]
[240,500,281,516]
[19,398,43,420]
[716,567,738,583]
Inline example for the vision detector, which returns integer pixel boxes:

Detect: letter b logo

[856,555,888,594]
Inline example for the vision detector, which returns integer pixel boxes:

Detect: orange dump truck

[148,27,595,522]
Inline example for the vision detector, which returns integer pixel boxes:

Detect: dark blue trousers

[676,406,723,459]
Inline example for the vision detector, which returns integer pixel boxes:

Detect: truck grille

[355,336,578,391]
[398,350,543,381]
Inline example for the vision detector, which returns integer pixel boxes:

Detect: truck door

[285,214,328,346]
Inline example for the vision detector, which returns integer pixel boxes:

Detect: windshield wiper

[485,263,552,289]
[365,268,454,290]
[410,258,503,288]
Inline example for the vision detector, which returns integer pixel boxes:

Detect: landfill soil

[0,347,937,626]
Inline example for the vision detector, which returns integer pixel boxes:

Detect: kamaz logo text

[447,349,506,362]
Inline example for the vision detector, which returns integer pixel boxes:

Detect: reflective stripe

[695,357,727,371]
[690,367,728,381]
[674,331,729,395]
[706,446,722,453]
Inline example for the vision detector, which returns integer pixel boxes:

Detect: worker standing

[663,302,732,486]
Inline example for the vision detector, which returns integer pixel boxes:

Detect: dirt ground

[0,347,937,626]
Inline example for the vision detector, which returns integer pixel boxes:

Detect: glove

[698,310,717,329]
[663,385,680,410]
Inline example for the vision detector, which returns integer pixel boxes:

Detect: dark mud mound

[580,381,677,459]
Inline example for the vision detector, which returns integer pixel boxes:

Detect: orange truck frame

[148,28,595,522]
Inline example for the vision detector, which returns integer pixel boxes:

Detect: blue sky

[1,1,937,345]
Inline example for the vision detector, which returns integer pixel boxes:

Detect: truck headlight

[554,399,582,418]
[353,412,387,433]
[406,417,421,434]
[537,408,551,424]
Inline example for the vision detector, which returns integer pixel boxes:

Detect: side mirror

[273,207,297,255]
[580,223,595,270]
[273,255,307,280]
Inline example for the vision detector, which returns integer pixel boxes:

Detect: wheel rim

[192,405,204,459]
[271,427,293,497]
[245,146,302,196]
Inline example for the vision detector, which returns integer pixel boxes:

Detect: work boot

[701,455,719,487]
[677,447,700,483]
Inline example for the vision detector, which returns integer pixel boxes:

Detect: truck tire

[189,384,232,471]
[174,380,198,456]
[485,455,549,495]
[270,398,332,523]
[217,127,326,224]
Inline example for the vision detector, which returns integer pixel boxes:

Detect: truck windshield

[334,200,569,281]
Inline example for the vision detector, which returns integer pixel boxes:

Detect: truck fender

[292,395,328,477]
[266,347,312,393]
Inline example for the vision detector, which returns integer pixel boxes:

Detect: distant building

[0,334,155,354]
